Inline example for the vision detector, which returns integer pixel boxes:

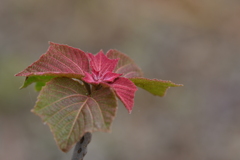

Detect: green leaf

[32,77,117,152]
[35,81,48,91]
[20,75,56,91]
[130,77,183,97]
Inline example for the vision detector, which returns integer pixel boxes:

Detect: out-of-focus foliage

[1,0,240,160]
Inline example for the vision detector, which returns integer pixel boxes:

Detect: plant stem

[71,132,92,160]
[83,82,91,95]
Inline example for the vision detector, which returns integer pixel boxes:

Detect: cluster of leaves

[15,42,182,152]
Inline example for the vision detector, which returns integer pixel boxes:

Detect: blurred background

[1,0,240,160]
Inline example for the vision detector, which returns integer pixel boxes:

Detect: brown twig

[71,132,92,160]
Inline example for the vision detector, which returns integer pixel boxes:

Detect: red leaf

[82,51,138,113]
[87,50,118,74]
[102,72,122,83]
[15,42,89,79]
[106,77,137,113]
[106,49,143,78]
[83,51,122,84]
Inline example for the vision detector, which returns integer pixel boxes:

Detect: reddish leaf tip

[106,77,137,113]
[83,50,121,84]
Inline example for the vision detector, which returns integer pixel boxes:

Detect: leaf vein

[57,52,84,73]
[47,55,76,73]
[66,98,88,141]
[37,94,87,112]
[46,101,85,124]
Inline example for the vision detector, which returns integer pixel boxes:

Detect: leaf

[105,77,137,113]
[82,51,138,113]
[32,77,117,152]
[20,75,56,91]
[82,51,122,84]
[35,82,48,91]
[106,50,143,78]
[15,42,89,79]
[87,50,119,74]
[130,77,183,97]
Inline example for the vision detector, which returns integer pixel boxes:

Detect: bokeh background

[1,0,240,160]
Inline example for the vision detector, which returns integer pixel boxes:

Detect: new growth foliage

[16,42,182,152]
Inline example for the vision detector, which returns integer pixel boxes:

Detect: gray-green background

[1,0,240,160]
